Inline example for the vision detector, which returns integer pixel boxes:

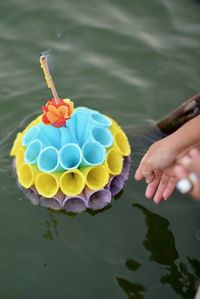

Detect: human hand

[143,167,177,204]
[134,136,179,204]
[135,136,177,183]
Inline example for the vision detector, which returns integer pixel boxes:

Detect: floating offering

[10,54,131,213]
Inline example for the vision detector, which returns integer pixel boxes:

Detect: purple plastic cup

[121,155,131,181]
[39,192,65,210]
[25,187,40,206]
[63,193,87,213]
[84,188,112,211]
[106,174,125,196]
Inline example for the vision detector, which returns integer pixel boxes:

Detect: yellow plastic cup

[16,148,25,170]
[17,163,37,189]
[105,149,123,175]
[10,133,23,157]
[60,169,86,196]
[109,117,121,136]
[35,172,60,198]
[81,165,109,190]
[113,130,131,156]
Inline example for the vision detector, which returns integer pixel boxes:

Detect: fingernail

[153,197,160,205]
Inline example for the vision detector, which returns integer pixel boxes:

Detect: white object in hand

[176,172,198,194]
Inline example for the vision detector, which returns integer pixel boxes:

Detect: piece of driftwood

[156,91,200,134]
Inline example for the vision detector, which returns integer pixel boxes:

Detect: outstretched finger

[162,176,177,200]
[145,170,162,199]
[153,173,170,204]
[134,167,144,181]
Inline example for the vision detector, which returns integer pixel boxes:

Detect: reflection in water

[117,204,200,299]
[39,210,58,241]
[117,278,145,299]
[117,256,145,299]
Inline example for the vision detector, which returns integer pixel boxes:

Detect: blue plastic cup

[90,112,112,128]
[59,143,82,170]
[60,125,77,146]
[81,142,106,167]
[76,107,95,112]
[37,146,61,173]
[38,123,61,149]
[77,110,91,145]
[22,126,40,146]
[69,110,91,146]
[25,139,44,165]
[91,126,113,148]
[67,113,77,138]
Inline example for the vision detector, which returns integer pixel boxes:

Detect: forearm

[166,115,200,155]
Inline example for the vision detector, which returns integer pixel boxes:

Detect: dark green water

[1,0,200,298]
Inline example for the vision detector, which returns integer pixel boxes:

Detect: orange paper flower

[42,98,74,127]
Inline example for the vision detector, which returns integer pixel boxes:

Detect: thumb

[135,167,144,181]
[135,153,154,181]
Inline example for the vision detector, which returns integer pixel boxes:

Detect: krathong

[10,54,131,213]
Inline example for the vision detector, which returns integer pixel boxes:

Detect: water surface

[0,0,200,298]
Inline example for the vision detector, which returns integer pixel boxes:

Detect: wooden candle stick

[40,54,60,104]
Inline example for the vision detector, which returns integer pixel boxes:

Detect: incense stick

[40,54,60,104]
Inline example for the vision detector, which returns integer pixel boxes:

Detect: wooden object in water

[156,92,200,134]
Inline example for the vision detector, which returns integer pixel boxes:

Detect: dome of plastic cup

[60,169,86,196]
[37,146,60,173]
[92,126,113,148]
[39,123,61,149]
[90,112,112,127]
[76,107,95,114]
[67,113,77,135]
[75,110,91,145]
[22,115,42,137]
[60,125,77,146]
[10,132,22,157]
[35,173,60,198]
[25,139,43,165]
[22,126,40,146]
[81,142,106,167]
[16,148,25,170]
[63,194,87,213]
[81,165,109,190]
[18,163,36,189]
[114,131,131,156]
[59,143,82,170]
[106,174,125,196]
[106,149,123,175]
[84,188,112,211]
[121,155,131,180]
